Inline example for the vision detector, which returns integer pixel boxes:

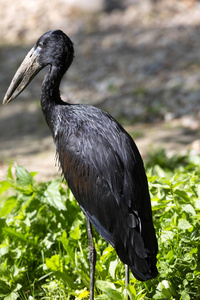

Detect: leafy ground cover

[0,151,200,299]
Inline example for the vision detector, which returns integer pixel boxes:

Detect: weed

[0,151,199,299]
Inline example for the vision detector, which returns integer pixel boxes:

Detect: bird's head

[3,30,74,104]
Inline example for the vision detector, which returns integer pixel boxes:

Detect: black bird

[3,30,158,299]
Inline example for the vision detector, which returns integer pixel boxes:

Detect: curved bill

[3,47,42,104]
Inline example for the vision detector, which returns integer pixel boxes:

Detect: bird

[3,29,158,299]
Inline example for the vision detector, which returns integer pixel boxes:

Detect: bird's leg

[86,217,96,300]
[125,264,130,300]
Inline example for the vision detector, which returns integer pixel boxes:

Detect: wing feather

[55,106,158,280]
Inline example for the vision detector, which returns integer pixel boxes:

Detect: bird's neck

[40,65,66,134]
[41,65,64,106]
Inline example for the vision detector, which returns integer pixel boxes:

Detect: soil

[0,0,199,181]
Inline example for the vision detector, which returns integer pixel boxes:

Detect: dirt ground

[0,0,199,181]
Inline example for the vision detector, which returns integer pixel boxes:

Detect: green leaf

[182,204,196,216]
[4,292,19,300]
[0,280,11,296]
[2,227,27,241]
[0,197,17,217]
[0,283,21,299]
[7,161,14,181]
[0,154,199,299]
[157,280,174,299]
[96,280,122,300]
[96,280,115,292]
[127,285,146,300]
[70,221,80,240]
[109,260,118,279]
[0,180,12,195]
[174,189,190,201]
[60,233,75,266]
[195,199,200,209]
[0,245,9,256]
[46,255,62,272]
[178,219,193,230]
[126,285,136,299]
[180,290,191,300]
[186,273,194,281]
[154,165,167,178]
[30,171,38,178]
[166,250,174,262]
[104,288,123,300]
[160,230,175,243]
[43,181,66,211]
[15,164,33,186]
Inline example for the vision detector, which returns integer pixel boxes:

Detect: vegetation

[0,150,200,299]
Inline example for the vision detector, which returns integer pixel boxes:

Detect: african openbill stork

[3,30,158,299]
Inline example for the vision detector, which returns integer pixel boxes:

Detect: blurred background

[0,0,199,181]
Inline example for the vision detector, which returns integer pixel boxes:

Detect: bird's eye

[36,39,46,49]
[38,42,43,48]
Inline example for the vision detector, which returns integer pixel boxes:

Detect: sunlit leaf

[103,288,123,300]
[0,197,17,217]
[30,171,38,178]
[0,181,12,195]
[1,284,21,300]
[153,165,167,178]
[160,230,175,243]
[0,245,9,256]
[156,279,177,298]
[96,280,122,300]
[174,189,190,201]
[180,290,191,300]
[109,259,118,279]
[182,204,196,216]
[178,219,193,230]
[4,292,19,300]
[195,199,200,209]
[127,285,146,300]
[96,280,115,292]
[15,164,33,186]
[70,221,80,240]
[46,255,62,272]
[43,181,66,211]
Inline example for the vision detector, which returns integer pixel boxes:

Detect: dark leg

[125,264,130,300]
[86,217,96,300]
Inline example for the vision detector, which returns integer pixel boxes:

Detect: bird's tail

[129,252,158,281]
[115,223,158,281]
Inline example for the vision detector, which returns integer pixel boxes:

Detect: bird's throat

[40,66,66,135]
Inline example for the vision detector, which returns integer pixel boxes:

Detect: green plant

[0,151,199,299]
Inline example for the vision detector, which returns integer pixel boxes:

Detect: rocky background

[0,0,199,180]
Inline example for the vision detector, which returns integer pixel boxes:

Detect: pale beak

[3,47,42,104]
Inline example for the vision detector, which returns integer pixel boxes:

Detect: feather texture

[53,104,158,280]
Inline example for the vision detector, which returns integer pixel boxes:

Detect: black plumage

[55,104,157,281]
[3,29,158,293]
